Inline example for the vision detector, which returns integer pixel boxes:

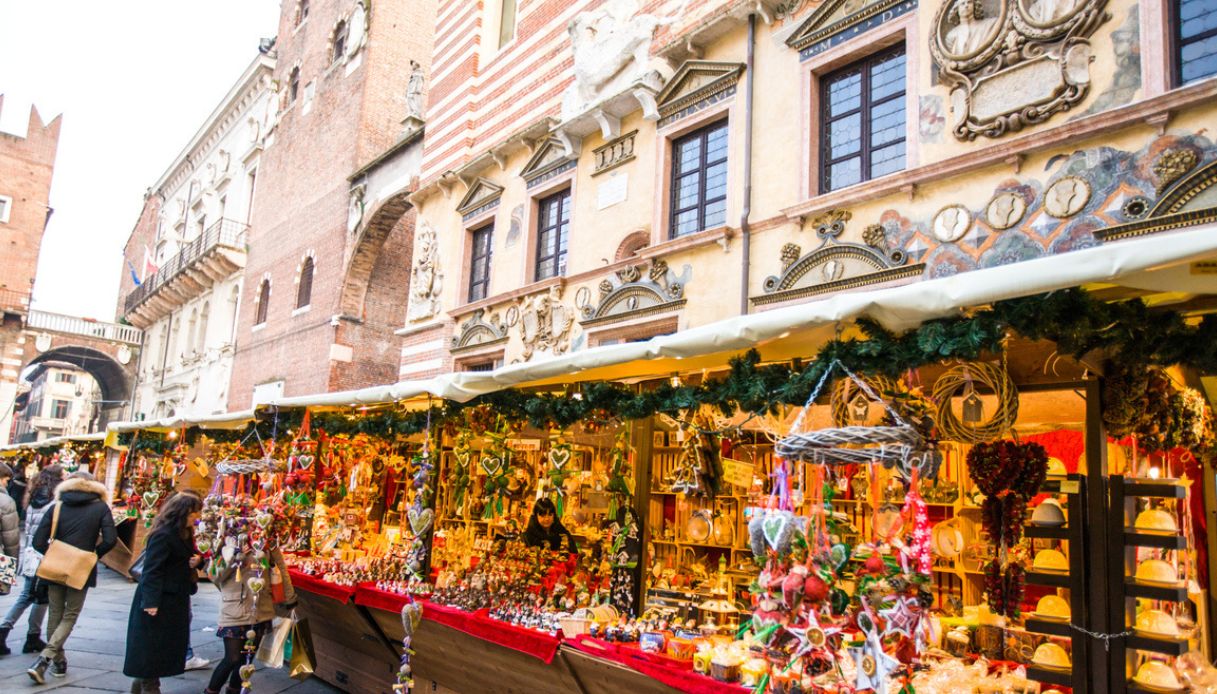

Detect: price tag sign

[1059,480,1080,494]
[506,438,542,451]
[722,457,755,489]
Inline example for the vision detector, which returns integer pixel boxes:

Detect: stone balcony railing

[25,310,143,345]
[123,218,248,328]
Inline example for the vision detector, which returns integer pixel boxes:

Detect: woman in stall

[523,498,578,554]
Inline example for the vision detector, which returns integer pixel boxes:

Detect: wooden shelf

[1122,479,1187,499]
[1123,530,1188,549]
[1026,570,1072,588]
[1026,665,1072,687]
[1126,680,1188,694]
[1124,578,1189,602]
[1026,525,1070,539]
[1126,632,1190,656]
[1025,617,1073,637]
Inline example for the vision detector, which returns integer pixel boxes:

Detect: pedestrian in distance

[123,492,204,694]
[0,464,62,656]
[0,463,21,560]
[26,470,117,684]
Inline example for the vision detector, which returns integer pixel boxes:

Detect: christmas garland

[116,289,1217,455]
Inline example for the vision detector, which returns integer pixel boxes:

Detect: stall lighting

[1149,466,1161,479]
[168,431,178,439]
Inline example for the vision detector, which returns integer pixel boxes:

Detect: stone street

[0,567,342,694]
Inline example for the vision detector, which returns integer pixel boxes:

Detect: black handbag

[128,552,146,583]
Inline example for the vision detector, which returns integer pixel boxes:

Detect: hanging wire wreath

[215,458,284,475]
[931,362,1018,444]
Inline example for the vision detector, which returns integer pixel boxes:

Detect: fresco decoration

[1075,4,1140,117]
[577,258,690,327]
[450,309,508,353]
[929,0,1111,140]
[900,135,1217,276]
[755,211,921,306]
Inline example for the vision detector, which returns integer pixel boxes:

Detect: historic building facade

[10,364,101,443]
[118,54,274,420]
[0,98,62,443]
[225,0,435,409]
[398,0,1217,376]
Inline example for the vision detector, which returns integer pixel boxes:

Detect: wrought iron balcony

[123,218,248,325]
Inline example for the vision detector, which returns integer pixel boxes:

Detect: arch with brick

[338,191,413,319]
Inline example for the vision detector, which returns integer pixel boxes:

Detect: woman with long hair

[0,464,62,656]
[523,497,578,553]
[122,492,203,694]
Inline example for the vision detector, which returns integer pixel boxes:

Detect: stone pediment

[520,137,576,184]
[655,61,744,120]
[456,178,505,217]
[786,0,914,54]
[577,259,690,327]
[451,309,508,352]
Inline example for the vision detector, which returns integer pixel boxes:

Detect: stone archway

[339,192,413,320]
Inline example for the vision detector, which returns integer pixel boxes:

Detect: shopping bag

[36,504,97,590]
[255,616,293,669]
[0,554,17,595]
[288,617,316,681]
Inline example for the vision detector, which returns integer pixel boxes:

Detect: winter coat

[7,477,27,521]
[213,548,296,628]
[32,477,118,588]
[523,520,578,553]
[20,491,53,578]
[123,527,197,678]
[0,489,19,558]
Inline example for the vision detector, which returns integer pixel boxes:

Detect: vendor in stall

[523,498,577,553]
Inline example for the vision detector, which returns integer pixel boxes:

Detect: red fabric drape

[419,600,563,663]
[288,569,357,603]
[564,636,750,694]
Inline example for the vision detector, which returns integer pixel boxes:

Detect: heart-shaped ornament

[247,576,266,594]
[255,512,274,529]
[142,491,160,509]
[549,448,571,470]
[221,545,236,564]
[239,664,256,681]
[762,511,795,553]
[298,453,315,469]
[479,456,502,477]
[408,508,434,536]
[401,602,423,636]
[196,537,213,554]
[454,450,471,469]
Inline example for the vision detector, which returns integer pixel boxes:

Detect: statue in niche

[943,0,1000,56]
[405,60,425,121]
[347,185,366,234]
[562,0,684,119]
[407,221,444,322]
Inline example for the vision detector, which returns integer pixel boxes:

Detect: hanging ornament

[851,612,901,694]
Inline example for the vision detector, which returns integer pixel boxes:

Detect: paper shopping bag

[288,617,316,681]
[255,616,293,668]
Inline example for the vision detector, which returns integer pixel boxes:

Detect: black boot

[23,633,46,654]
[0,626,11,656]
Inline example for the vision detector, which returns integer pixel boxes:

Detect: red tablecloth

[353,584,562,664]
[288,569,357,603]
[564,635,749,694]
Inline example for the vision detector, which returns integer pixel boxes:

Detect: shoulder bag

[35,503,97,590]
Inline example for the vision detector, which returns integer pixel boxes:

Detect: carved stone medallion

[932,204,973,242]
[1043,176,1091,218]
[929,0,1110,140]
[985,192,1027,229]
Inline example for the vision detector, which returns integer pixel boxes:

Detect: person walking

[6,462,28,522]
[204,545,295,694]
[0,465,62,656]
[123,493,203,694]
[0,463,20,559]
[26,471,116,684]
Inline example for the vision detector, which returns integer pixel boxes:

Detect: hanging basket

[215,458,284,476]
[777,362,940,479]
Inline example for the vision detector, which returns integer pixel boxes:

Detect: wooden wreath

[931,362,1018,444]
[215,458,284,475]
[829,375,898,427]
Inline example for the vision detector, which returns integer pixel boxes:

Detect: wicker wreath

[215,458,284,475]
[830,375,899,426]
[931,362,1018,444]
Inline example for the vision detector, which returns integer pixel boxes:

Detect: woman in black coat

[523,498,578,553]
[123,492,203,694]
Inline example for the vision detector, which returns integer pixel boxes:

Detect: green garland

[116,289,1217,448]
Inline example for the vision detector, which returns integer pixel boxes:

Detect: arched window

[288,67,300,104]
[186,308,198,355]
[296,257,314,309]
[228,285,241,341]
[196,301,210,352]
[255,279,271,325]
[295,0,309,26]
[332,21,348,63]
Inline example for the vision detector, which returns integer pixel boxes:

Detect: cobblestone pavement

[0,567,343,693]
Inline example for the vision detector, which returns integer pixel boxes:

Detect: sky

[0,1,281,320]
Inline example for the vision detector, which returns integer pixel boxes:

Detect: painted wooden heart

[255,512,274,529]
[479,456,503,477]
[408,508,434,536]
[454,450,471,469]
[297,453,315,468]
[247,575,266,594]
[549,448,571,470]
[141,491,160,509]
[401,601,423,637]
[195,537,213,554]
[239,664,256,681]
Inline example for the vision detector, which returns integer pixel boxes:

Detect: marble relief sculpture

[407,221,443,322]
[929,0,1109,140]
[516,285,575,361]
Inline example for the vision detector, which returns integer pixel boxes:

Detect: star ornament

[879,596,920,641]
[850,640,900,694]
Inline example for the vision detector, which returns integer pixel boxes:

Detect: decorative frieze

[593,131,638,176]
[577,258,690,327]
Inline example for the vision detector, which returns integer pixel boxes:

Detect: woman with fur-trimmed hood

[26,472,116,685]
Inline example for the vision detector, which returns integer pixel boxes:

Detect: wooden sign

[722,457,755,489]
[506,438,542,451]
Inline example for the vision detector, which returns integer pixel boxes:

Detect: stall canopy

[0,431,107,454]
[264,221,1217,412]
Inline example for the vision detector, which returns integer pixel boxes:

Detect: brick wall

[114,194,162,321]
[228,0,435,408]
[0,97,61,302]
